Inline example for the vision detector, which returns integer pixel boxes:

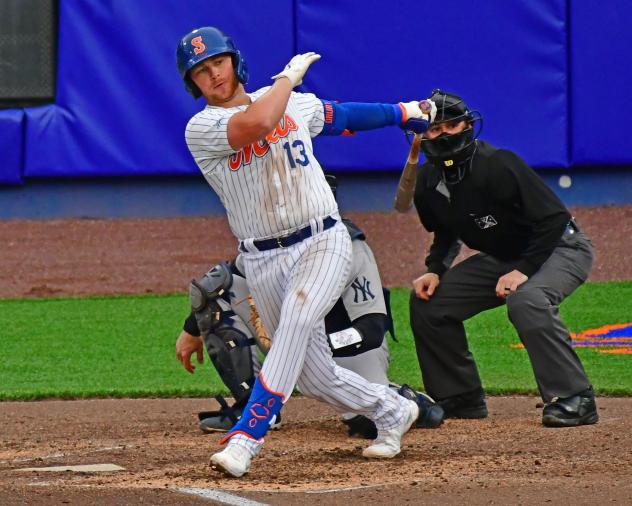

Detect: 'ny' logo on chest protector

[474,215,498,229]
[351,277,375,303]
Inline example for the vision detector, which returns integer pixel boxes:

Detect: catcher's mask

[421,89,483,184]
[176,26,249,98]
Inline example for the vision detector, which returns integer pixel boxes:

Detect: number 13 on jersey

[283,140,310,168]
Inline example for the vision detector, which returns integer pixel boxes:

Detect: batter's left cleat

[210,444,253,478]
[362,399,419,459]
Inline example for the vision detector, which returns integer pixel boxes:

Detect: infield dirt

[1,207,631,505]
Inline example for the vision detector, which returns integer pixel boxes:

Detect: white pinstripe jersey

[185,87,338,241]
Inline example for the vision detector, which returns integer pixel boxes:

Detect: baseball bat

[393,134,422,213]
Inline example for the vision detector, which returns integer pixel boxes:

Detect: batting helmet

[176,26,249,98]
[421,89,483,183]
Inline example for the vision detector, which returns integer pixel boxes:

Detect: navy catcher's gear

[190,262,255,405]
[343,414,378,439]
[202,310,256,406]
[198,395,245,432]
[176,26,249,98]
[189,262,233,334]
[342,218,366,241]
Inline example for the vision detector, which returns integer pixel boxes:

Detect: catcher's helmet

[421,89,483,183]
[176,26,249,98]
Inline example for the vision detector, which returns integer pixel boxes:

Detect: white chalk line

[176,487,271,505]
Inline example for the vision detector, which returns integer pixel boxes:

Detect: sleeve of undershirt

[318,100,405,136]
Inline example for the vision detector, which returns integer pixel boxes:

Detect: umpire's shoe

[362,399,419,459]
[397,384,445,429]
[437,387,488,419]
[210,443,256,478]
[542,387,599,428]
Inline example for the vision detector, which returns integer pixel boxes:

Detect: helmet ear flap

[184,76,202,98]
[233,50,249,84]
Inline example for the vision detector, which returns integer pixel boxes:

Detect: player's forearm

[328,313,386,358]
[319,101,404,135]
[227,78,293,149]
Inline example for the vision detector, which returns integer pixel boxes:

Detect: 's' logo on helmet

[191,36,206,55]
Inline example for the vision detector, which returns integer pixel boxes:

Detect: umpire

[409,90,597,427]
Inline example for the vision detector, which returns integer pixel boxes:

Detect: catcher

[176,182,444,438]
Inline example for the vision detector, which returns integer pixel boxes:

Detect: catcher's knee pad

[221,374,284,443]
[189,262,233,334]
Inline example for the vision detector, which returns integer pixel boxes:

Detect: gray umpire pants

[409,227,594,403]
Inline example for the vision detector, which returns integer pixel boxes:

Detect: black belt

[240,216,337,252]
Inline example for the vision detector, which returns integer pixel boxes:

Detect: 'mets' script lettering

[229,114,298,171]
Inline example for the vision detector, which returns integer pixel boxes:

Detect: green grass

[388,281,632,396]
[1,282,631,400]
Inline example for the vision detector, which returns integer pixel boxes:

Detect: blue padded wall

[570,0,632,165]
[7,0,631,184]
[0,109,24,184]
[24,0,294,177]
[298,0,568,170]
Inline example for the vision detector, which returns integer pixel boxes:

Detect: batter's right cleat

[362,399,419,459]
[397,384,445,429]
[210,444,253,478]
[437,387,488,419]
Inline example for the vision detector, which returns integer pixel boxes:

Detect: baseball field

[1,208,631,505]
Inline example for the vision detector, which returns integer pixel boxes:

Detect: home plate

[17,463,125,473]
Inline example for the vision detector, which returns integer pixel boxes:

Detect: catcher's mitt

[247,295,272,353]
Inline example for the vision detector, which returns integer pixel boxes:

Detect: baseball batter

[176,214,444,438]
[176,26,435,477]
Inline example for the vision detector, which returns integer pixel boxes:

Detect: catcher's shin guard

[221,374,284,443]
[202,315,257,406]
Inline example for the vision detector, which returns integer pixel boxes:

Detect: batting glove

[399,99,437,123]
[272,52,321,87]
[399,99,437,134]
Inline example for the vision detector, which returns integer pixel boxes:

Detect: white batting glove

[271,52,321,87]
[399,99,437,124]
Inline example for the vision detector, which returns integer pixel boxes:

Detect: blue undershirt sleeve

[320,100,404,136]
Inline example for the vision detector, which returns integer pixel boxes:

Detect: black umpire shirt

[414,140,571,278]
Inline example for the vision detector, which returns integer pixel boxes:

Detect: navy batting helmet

[176,26,249,98]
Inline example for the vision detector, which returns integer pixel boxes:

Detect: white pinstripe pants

[241,221,407,436]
